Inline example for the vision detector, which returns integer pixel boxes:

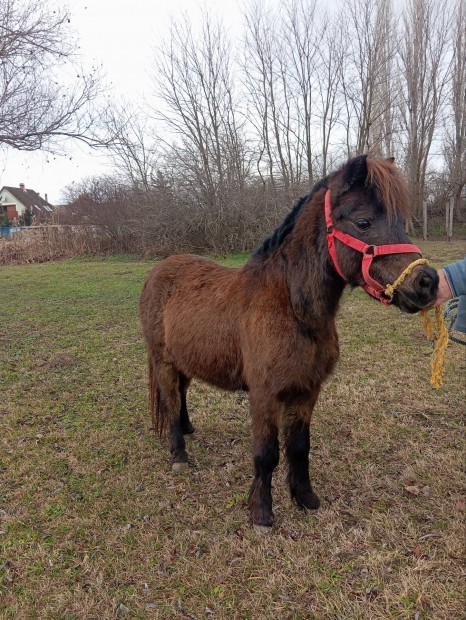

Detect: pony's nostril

[418,275,433,290]
[415,269,438,294]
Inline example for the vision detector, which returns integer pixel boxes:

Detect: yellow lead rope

[384,259,449,389]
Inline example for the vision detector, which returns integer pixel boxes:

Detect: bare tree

[315,13,345,176]
[243,0,321,190]
[0,0,104,152]
[104,103,159,191]
[242,3,284,189]
[443,0,466,220]
[152,11,248,209]
[281,0,321,184]
[340,0,398,156]
[398,0,453,218]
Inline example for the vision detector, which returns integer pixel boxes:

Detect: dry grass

[0,241,465,620]
[0,227,126,265]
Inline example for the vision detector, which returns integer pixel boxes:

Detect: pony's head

[326,155,438,312]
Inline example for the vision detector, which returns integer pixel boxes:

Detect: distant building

[0,183,54,224]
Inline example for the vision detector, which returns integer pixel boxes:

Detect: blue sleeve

[444,257,466,297]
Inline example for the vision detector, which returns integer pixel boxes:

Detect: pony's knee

[253,439,279,475]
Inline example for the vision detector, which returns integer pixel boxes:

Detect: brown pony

[139,155,438,530]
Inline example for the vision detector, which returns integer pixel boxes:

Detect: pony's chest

[297,327,340,384]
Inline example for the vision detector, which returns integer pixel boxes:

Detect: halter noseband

[324,190,422,306]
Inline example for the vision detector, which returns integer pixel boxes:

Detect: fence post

[445,200,450,240]
[448,196,454,241]
[422,201,428,241]
[445,197,454,241]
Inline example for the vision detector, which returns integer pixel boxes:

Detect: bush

[0,214,11,227]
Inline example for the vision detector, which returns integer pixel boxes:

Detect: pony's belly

[165,329,244,391]
[171,347,245,391]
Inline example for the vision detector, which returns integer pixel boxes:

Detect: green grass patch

[0,241,464,619]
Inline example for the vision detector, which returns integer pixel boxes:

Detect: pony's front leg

[248,393,280,530]
[283,389,321,510]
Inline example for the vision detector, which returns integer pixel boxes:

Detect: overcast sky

[0,0,243,204]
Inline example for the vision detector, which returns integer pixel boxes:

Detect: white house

[0,183,54,223]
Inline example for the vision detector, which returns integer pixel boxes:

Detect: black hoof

[294,490,320,510]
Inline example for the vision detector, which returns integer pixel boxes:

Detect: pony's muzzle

[395,265,439,311]
[413,266,438,299]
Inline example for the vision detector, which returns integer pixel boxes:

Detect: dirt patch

[37,352,80,370]
[9,321,32,329]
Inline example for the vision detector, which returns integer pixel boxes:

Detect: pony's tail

[148,358,164,437]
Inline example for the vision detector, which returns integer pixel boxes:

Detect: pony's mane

[252,178,327,259]
[251,157,411,260]
[366,158,411,223]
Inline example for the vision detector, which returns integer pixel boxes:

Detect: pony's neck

[280,191,346,329]
[245,186,346,330]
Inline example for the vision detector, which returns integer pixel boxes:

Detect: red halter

[324,190,422,305]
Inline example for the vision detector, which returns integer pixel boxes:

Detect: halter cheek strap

[324,190,423,305]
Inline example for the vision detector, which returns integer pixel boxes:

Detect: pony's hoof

[294,491,320,510]
[253,524,273,535]
[172,462,189,474]
[181,423,195,435]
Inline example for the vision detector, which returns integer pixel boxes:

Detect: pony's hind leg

[158,363,189,472]
[179,373,194,435]
[283,389,321,510]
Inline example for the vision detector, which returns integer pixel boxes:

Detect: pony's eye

[355,219,371,231]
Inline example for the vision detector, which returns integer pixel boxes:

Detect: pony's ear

[340,154,368,194]
[386,156,395,163]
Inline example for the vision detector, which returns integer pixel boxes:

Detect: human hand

[433,269,453,307]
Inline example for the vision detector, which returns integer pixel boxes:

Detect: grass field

[1,241,465,620]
